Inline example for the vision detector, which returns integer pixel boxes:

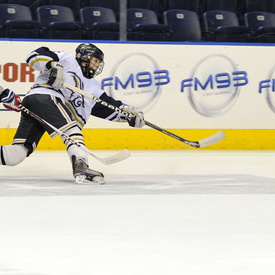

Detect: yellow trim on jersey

[65,102,84,128]
[51,95,72,123]
[73,76,80,88]
[29,57,52,68]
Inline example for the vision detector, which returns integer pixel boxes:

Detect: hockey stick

[17,103,130,165]
[144,120,224,148]
[63,82,225,148]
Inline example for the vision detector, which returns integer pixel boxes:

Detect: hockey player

[0,43,145,184]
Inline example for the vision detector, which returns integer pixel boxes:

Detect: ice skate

[72,155,105,184]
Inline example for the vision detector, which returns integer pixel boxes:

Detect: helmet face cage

[75,43,105,78]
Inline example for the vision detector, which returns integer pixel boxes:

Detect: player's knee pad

[0,144,28,166]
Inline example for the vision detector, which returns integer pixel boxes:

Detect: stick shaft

[63,82,224,148]
[144,120,200,147]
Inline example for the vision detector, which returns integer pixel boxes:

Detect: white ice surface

[0,150,275,275]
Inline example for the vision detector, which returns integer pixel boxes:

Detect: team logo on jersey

[68,74,85,109]
[102,53,170,111]
[69,92,84,108]
[181,54,248,117]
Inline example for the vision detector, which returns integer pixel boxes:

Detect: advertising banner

[0,40,275,150]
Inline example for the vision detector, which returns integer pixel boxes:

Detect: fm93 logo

[181,54,248,117]
[102,53,170,111]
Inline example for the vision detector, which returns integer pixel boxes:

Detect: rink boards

[1,39,275,150]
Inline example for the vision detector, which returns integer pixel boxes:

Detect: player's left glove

[46,61,65,90]
[124,106,145,128]
[0,87,21,112]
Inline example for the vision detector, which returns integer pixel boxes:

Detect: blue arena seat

[127,0,163,21]
[245,11,275,43]
[164,0,200,14]
[46,0,81,10]
[202,0,238,13]
[0,3,41,38]
[243,0,273,13]
[80,7,119,40]
[163,9,201,41]
[86,0,120,20]
[203,10,250,42]
[37,5,83,39]
[46,0,82,20]
[6,0,43,19]
[127,8,168,41]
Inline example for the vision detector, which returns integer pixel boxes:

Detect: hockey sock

[60,125,88,163]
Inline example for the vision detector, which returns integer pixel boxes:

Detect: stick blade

[198,131,225,148]
[100,149,131,165]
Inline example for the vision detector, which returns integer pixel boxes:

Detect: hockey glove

[124,106,145,128]
[0,87,21,112]
[46,61,65,90]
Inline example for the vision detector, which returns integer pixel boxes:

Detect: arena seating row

[1,0,274,22]
[0,2,275,42]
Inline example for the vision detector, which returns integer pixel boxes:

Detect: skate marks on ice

[0,267,45,275]
[0,174,275,196]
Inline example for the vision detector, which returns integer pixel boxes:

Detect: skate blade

[75,175,105,185]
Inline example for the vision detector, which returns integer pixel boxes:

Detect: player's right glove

[124,106,145,128]
[0,87,21,112]
[46,61,65,90]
